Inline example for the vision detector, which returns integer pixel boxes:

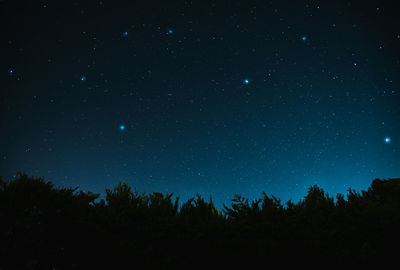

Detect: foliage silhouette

[1,173,400,268]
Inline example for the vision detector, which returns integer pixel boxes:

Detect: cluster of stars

[3,1,398,208]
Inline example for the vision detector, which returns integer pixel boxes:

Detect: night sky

[1,0,399,208]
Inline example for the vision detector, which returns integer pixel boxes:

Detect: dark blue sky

[1,0,399,208]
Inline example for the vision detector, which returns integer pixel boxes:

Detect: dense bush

[1,173,399,268]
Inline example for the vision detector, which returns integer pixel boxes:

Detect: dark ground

[1,173,400,269]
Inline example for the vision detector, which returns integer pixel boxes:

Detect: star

[122,31,128,37]
[301,35,307,41]
[120,124,126,131]
[167,29,173,35]
[8,68,14,76]
[385,137,391,143]
[243,78,250,85]
[80,75,86,81]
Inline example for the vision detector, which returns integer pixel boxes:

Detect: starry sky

[1,0,399,208]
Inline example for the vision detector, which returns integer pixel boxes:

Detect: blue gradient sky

[1,0,399,208]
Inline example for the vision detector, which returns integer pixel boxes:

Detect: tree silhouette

[1,173,399,268]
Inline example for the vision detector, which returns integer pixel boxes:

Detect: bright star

[385,137,391,143]
[120,125,125,131]
[8,69,14,76]
[80,75,86,81]
[243,78,250,85]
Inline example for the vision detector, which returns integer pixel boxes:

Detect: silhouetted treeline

[1,173,400,269]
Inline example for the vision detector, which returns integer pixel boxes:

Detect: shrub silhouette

[1,173,400,268]
[180,194,224,225]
